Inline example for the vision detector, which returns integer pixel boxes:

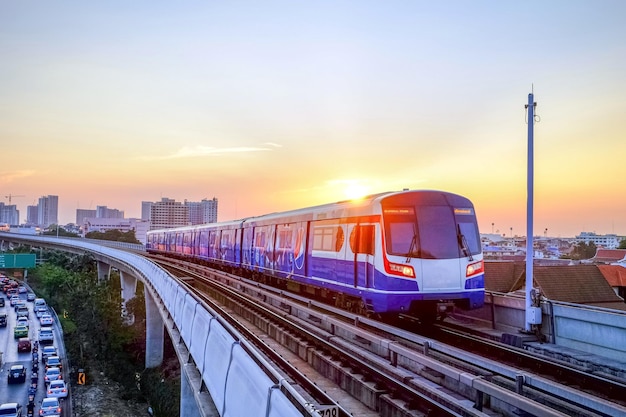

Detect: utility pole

[525,90,542,333]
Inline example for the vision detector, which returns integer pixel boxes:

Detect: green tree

[570,241,598,260]
[85,229,141,244]
[42,224,79,237]
[619,238,626,249]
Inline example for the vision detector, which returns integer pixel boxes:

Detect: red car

[17,337,32,352]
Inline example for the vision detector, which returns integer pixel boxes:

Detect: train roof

[147,189,470,234]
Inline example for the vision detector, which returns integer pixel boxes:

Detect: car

[17,285,27,294]
[34,298,47,308]
[13,324,28,339]
[35,306,48,318]
[46,380,68,398]
[41,346,57,363]
[39,327,54,344]
[39,314,53,326]
[17,337,31,353]
[16,316,29,327]
[0,296,4,307]
[45,356,62,371]
[9,295,20,306]
[0,402,22,417]
[44,367,62,384]
[15,305,29,318]
[26,292,36,301]
[7,364,26,384]
[13,300,26,312]
[0,312,7,327]
[38,397,61,417]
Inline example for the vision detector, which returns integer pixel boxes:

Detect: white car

[39,327,54,344]
[40,314,54,326]
[46,379,68,398]
[16,316,29,329]
[39,397,61,417]
[35,306,48,318]
[44,367,62,384]
[42,346,57,363]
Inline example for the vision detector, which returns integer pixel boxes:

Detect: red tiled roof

[598,265,626,286]
[484,261,525,293]
[593,249,626,263]
[484,262,626,310]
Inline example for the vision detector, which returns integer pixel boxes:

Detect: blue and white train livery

[146,189,485,319]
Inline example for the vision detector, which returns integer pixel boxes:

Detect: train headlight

[466,260,484,277]
[388,262,415,278]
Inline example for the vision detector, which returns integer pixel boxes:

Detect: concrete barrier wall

[0,234,303,417]
[488,293,626,363]
[551,302,626,362]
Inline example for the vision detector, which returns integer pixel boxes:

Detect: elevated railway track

[148,254,626,417]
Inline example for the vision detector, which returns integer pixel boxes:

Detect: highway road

[0,286,68,416]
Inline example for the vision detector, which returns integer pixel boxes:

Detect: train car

[146,189,484,320]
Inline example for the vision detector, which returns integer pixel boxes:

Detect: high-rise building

[0,203,19,225]
[37,195,58,228]
[149,198,189,230]
[76,209,96,226]
[141,201,152,221]
[185,197,218,225]
[96,206,124,219]
[26,205,38,225]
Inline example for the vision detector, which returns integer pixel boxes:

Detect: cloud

[0,170,35,184]
[137,145,276,160]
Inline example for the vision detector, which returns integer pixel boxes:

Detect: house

[484,261,626,311]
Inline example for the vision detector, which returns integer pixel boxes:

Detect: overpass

[0,232,314,417]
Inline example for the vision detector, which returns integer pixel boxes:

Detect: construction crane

[4,194,25,204]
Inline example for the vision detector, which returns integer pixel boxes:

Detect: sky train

[146,189,485,320]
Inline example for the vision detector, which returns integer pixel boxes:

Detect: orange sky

[1,2,625,238]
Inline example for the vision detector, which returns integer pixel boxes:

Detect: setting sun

[344,183,370,200]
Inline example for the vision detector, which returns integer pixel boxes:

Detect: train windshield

[383,200,481,260]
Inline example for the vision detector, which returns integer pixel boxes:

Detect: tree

[42,224,79,237]
[85,229,141,244]
[619,239,626,249]
[570,241,597,260]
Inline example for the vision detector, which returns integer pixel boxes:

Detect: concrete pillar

[180,365,202,417]
[97,261,111,282]
[145,287,164,368]
[120,271,138,323]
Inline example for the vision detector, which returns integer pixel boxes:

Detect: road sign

[78,371,86,385]
[0,253,36,268]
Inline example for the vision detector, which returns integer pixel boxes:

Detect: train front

[377,190,484,319]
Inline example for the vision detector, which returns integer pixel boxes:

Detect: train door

[350,223,375,288]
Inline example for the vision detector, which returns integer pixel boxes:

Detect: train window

[416,206,458,259]
[277,225,293,249]
[255,230,266,247]
[349,225,374,255]
[313,225,343,252]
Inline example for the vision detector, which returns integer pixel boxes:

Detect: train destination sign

[0,253,36,268]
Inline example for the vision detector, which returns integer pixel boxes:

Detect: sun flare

[344,183,370,200]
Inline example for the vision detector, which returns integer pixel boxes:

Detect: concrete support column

[145,287,164,368]
[180,365,202,417]
[120,271,138,323]
[96,261,111,282]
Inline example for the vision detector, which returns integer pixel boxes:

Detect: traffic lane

[0,292,48,411]
[0,291,35,407]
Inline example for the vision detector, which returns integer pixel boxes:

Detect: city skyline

[2,2,626,238]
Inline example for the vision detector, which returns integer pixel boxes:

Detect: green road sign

[0,253,36,268]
